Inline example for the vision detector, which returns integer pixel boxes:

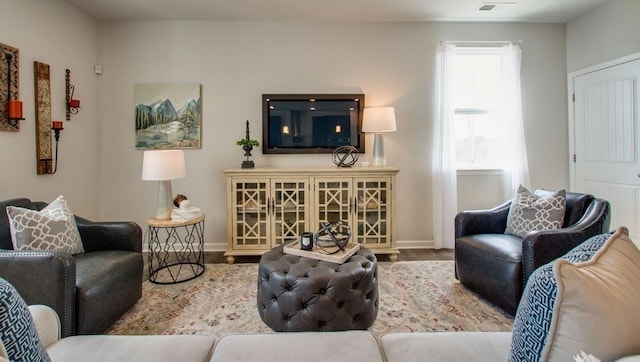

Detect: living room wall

[567,0,640,73]
[0,0,100,217]
[97,20,567,250]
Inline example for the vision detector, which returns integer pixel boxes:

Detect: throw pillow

[0,278,50,362]
[6,195,84,254]
[505,185,566,238]
[508,227,640,362]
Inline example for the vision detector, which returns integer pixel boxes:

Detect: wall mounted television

[262,94,365,154]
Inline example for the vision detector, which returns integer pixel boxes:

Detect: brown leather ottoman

[257,245,378,332]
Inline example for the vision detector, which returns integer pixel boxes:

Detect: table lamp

[362,106,397,166]
[142,150,187,220]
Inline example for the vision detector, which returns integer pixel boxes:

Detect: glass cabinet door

[272,179,308,247]
[355,178,391,247]
[232,179,269,249]
[315,179,352,230]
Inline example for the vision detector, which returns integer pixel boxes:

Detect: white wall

[0,0,100,217]
[97,21,568,250]
[567,0,640,73]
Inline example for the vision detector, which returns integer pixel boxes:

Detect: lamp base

[155,180,173,220]
[371,133,387,167]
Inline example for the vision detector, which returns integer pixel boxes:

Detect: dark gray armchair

[0,198,143,337]
[454,190,610,316]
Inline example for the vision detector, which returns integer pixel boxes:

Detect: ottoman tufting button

[337,302,343,308]
[318,321,325,326]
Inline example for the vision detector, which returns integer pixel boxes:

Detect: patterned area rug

[107,260,513,337]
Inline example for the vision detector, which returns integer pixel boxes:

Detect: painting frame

[134,83,202,150]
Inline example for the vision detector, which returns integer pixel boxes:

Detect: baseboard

[396,239,435,249]
[144,240,438,253]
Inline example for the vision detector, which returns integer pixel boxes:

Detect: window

[451,47,505,170]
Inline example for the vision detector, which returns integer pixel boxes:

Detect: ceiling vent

[478,2,516,12]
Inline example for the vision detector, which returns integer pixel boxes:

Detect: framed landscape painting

[135,83,202,149]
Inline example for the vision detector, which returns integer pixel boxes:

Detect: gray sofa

[0,198,143,337]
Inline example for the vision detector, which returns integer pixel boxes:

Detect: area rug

[106,260,513,337]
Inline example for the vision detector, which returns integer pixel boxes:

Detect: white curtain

[500,44,530,199]
[432,42,457,249]
[431,42,529,249]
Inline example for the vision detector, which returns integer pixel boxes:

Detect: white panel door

[573,58,640,240]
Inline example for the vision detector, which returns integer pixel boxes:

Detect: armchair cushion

[505,185,566,238]
[509,227,640,362]
[0,278,50,362]
[6,196,83,254]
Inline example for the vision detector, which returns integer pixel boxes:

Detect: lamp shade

[141,150,187,181]
[362,107,397,133]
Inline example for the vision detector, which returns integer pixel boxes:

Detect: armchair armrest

[75,218,143,253]
[29,305,61,348]
[521,198,611,281]
[455,201,511,238]
[0,251,76,337]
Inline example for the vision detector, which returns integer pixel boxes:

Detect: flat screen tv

[262,94,365,154]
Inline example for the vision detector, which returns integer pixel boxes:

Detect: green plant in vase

[237,120,259,168]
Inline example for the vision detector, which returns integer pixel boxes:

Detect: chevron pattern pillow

[508,227,640,361]
[0,278,50,362]
[6,195,84,254]
[505,185,566,238]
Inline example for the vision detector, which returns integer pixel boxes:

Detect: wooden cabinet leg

[226,255,235,264]
[389,254,398,262]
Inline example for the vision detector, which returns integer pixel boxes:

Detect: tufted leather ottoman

[257,245,378,332]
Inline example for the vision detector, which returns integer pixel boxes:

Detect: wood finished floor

[143,249,454,281]
[200,248,454,264]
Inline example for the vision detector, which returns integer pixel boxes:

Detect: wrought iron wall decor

[0,43,22,132]
[65,69,80,120]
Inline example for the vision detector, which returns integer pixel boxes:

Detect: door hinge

[572,93,575,102]
[573,154,577,162]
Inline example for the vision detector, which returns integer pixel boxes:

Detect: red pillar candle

[52,121,64,130]
[8,100,23,119]
[69,99,80,108]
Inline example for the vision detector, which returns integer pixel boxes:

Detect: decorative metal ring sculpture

[314,221,352,255]
[331,145,359,168]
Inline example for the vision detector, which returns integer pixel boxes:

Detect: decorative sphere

[314,221,351,253]
[332,146,359,168]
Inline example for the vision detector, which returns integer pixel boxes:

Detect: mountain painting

[134,83,202,149]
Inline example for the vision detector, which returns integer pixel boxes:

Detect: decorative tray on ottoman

[283,240,360,264]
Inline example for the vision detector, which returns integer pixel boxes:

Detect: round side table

[147,215,205,284]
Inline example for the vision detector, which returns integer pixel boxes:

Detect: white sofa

[28,304,510,362]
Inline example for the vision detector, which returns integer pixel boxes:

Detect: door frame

[568,51,640,191]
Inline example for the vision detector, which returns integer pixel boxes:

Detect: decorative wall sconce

[65,69,80,120]
[335,124,342,133]
[47,121,64,174]
[282,125,290,135]
[4,52,24,128]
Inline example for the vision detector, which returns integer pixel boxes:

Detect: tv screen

[262,94,365,154]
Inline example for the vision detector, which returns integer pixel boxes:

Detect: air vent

[478,2,515,12]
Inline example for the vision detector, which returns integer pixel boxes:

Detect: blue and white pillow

[0,278,50,362]
[509,227,640,361]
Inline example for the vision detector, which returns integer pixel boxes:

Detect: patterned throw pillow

[6,195,84,254]
[505,185,566,238]
[0,278,50,362]
[508,227,640,361]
